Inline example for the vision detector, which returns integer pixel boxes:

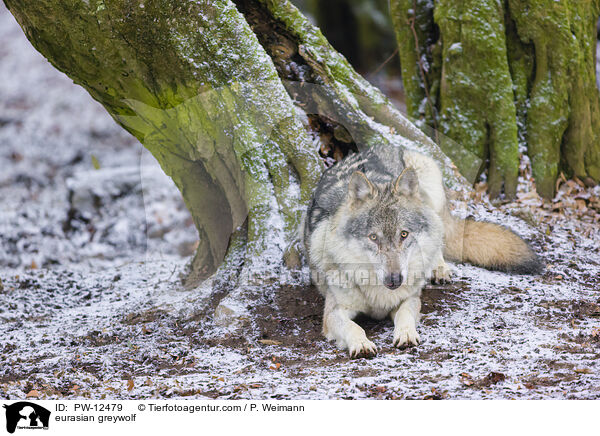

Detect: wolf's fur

[302,145,543,357]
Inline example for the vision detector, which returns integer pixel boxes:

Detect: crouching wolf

[302,145,543,357]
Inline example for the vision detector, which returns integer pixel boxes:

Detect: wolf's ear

[393,167,419,197]
[348,171,377,203]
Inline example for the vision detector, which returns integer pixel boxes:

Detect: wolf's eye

[400,230,409,239]
[368,233,378,242]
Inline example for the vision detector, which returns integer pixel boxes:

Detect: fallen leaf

[333,147,343,162]
[259,339,282,346]
[26,390,39,398]
[91,154,101,170]
[573,176,586,188]
[484,372,506,386]
[460,373,474,386]
[127,379,134,391]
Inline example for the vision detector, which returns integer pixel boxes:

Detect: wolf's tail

[442,208,544,274]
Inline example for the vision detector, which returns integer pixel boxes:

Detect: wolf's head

[333,168,442,289]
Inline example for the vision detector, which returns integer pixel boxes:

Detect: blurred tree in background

[295,0,398,74]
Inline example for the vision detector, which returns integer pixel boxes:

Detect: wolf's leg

[391,296,421,347]
[322,293,377,358]
[432,249,452,283]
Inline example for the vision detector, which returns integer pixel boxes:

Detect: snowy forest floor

[1,5,600,400]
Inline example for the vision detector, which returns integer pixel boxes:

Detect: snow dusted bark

[392,0,600,199]
[4,0,464,329]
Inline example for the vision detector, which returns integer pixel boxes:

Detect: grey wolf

[302,145,543,357]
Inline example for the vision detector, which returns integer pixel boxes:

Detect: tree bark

[4,0,464,328]
[392,0,600,198]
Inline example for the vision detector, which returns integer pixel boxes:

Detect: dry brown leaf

[26,390,39,398]
[258,339,282,346]
[518,191,540,201]
[333,147,343,162]
[484,372,506,386]
[565,180,578,189]
[127,379,134,391]
[460,373,474,386]
[573,176,586,188]
[575,199,587,211]
[320,142,331,155]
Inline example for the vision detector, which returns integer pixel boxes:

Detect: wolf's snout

[384,272,403,289]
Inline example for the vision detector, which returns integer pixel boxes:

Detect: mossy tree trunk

[392,0,600,198]
[4,0,464,328]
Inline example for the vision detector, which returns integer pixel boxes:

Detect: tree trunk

[4,0,464,329]
[391,0,600,198]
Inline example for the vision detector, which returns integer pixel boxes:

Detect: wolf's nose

[384,273,403,289]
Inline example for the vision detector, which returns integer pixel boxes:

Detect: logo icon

[3,402,50,434]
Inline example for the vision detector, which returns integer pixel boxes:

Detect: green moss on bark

[434,0,519,198]
[390,0,436,126]
[562,1,600,184]
[393,0,600,198]
[508,0,571,198]
[505,11,534,149]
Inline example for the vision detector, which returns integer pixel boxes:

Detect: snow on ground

[1,5,599,400]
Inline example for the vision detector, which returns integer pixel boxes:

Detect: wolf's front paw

[347,337,377,359]
[393,326,420,348]
[432,262,452,284]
